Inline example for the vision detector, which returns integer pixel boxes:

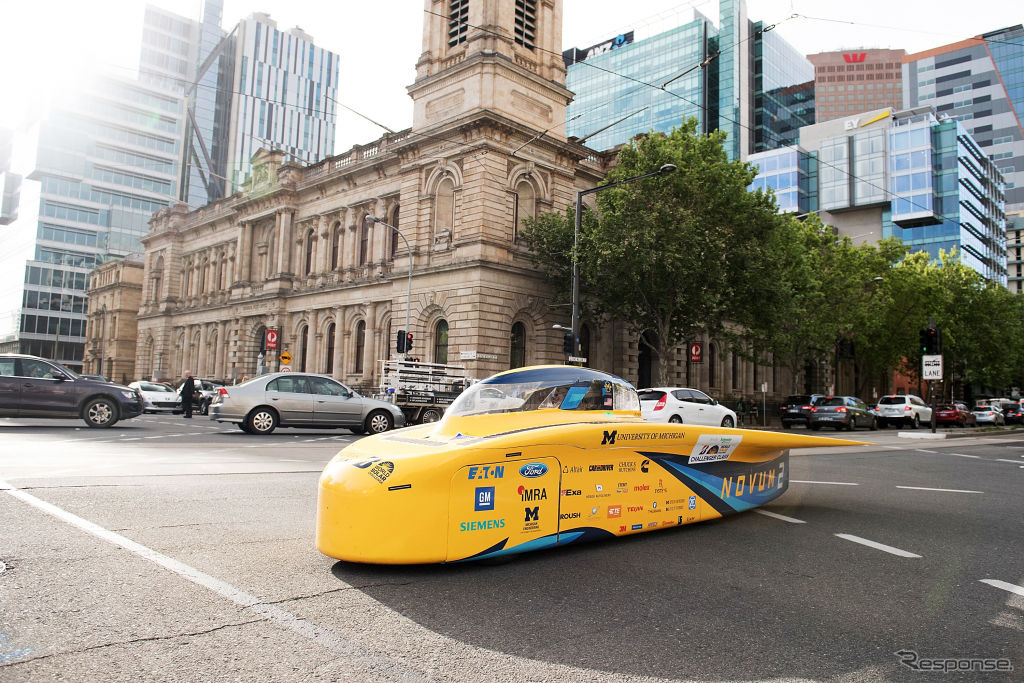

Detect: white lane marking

[895,486,983,494]
[0,478,402,670]
[834,533,921,558]
[881,445,904,450]
[916,449,938,454]
[791,480,859,486]
[995,459,1024,464]
[980,579,1024,598]
[949,453,981,459]
[755,510,806,524]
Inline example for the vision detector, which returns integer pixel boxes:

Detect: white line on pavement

[916,449,938,454]
[755,510,806,524]
[791,480,859,486]
[834,533,921,558]
[980,579,1024,598]
[995,459,1024,464]
[0,478,403,670]
[895,486,983,494]
[949,453,981,459]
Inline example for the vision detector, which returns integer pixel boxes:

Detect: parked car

[934,403,976,427]
[178,379,224,415]
[128,381,182,414]
[0,353,143,428]
[637,387,738,428]
[209,372,406,435]
[996,400,1022,425]
[779,393,825,429]
[875,394,932,429]
[973,403,1005,426]
[807,395,878,431]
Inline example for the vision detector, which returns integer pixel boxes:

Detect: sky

[0,0,1019,152]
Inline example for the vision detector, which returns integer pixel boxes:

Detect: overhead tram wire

[788,13,1024,49]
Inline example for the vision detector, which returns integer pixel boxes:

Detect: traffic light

[396,329,406,353]
[562,332,574,354]
[406,332,414,352]
[919,328,940,354]
[918,329,929,354]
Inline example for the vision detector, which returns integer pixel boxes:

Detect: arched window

[434,177,454,240]
[390,206,401,261]
[354,321,365,372]
[510,322,526,369]
[325,323,336,374]
[579,324,591,367]
[434,319,449,364]
[331,223,342,270]
[298,325,308,372]
[514,180,535,242]
[304,230,315,275]
[709,343,718,387]
[359,216,370,266]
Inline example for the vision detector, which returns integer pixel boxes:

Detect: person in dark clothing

[181,371,196,418]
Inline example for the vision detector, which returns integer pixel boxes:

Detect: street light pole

[571,163,677,351]
[366,217,412,363]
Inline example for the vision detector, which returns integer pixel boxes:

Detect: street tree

[521,118,789,386]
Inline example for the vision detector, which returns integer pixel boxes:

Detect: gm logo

[602,430,617,445]
[474,486,495,512]
[525,506,539,522]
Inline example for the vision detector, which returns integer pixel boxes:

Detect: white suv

[876,394,932,429]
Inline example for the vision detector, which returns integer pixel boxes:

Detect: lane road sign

[280,350,293,365]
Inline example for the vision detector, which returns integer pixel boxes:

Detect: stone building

[131,0,792,408]
[83,259,144,383]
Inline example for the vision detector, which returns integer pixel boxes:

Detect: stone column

[332,307,344,379]
[343,208,358,272]
[277,210,293,275]
[362,304,378,379]
[239,222,253,282]
[316,215,330,275]
[372,198,387,265]
[197,325,207,377]
[217,321,229,378]
[305,310,318,372]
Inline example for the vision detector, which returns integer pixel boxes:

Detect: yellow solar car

[317,365,862,564]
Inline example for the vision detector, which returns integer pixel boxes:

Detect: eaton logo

[468,465,504,480]
[474,486,495,512]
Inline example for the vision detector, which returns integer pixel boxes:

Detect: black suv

[779,394,825,429]
[0,354,143,428]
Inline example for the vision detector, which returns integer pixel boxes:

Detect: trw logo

[843,53,867,63]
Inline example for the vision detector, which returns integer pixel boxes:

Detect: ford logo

[519,462,548,478]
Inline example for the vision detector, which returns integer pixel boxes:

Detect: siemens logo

[459,519,506,532]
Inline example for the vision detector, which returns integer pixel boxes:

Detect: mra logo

[602,430,617,445]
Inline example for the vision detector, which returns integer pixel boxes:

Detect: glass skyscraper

[565,0,813,159]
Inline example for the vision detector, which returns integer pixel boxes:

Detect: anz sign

[562,31,634,67]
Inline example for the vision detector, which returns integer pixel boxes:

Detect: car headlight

[121,390,137,400]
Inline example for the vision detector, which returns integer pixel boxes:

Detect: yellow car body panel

[316,367,865,564]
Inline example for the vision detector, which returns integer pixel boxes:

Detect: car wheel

[809,423,821,431]
[83,397,119,428]
[420,408,443,424]
[870,417,878,430]
[781,420,791,429]
[845,419,854,431]
[668,415,683,424]
[246,407,278,435]
[348,426,366,435]
[366,410,394,434]
[911,415,920,429]
[238,423,253,434]
[720,415,735,428]
[200,399,210,416]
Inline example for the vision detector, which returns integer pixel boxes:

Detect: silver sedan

[209,372,405,435]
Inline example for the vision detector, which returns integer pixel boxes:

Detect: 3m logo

[601,430,617,445]
[843,52,867,63]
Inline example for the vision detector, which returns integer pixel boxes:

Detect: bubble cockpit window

[445,366,640,418]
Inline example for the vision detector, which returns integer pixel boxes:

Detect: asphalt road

[1,414,1022,682]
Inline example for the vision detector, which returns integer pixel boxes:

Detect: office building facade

[0,75,182,369]
[749,106,1007,284]
[902,25,1024,211]
[564,0,813,158]
[808,49,905,124]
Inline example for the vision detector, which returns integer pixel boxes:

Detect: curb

[896,431,948,440]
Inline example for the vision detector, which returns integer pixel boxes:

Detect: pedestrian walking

[736,397,746,426]
[181,371,196,418]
